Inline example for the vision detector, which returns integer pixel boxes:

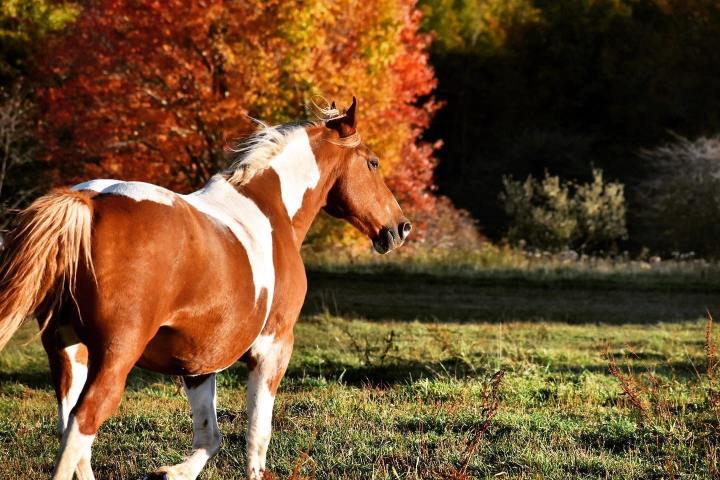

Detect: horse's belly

[137,318,261,375]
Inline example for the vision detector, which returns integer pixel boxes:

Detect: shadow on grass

[0,368,51,391]
[0,350,488,394]
[1,354,703,396]
[0,365,178,394]
[200,355,493,390]
[305,270,719,324]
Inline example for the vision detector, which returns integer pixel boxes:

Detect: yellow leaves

[40,0,439,246]
[421,0,540,53]
[1,0,79,36]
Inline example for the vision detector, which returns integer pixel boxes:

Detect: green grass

[1,270,719,479]
[302,242,720,284]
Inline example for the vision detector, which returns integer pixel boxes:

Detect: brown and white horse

[0,98,410,479]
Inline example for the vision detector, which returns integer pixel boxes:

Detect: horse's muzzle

[372,221,412,254]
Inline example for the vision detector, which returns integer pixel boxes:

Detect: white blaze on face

[72,179,176,205]
[269,128,320,219]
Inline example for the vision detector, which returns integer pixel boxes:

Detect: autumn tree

[38,0,446,246]
[0,0,77,230]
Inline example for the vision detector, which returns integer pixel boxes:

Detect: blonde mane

[224,97,361,186]
[225,122,299,185]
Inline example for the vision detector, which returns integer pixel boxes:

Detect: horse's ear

[326,96,358,138]
[345,96,357,128]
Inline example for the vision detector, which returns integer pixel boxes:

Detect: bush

[411,196,485,251]
[635,134,720,257]
[303,195,485,261]
[500,169,627,252]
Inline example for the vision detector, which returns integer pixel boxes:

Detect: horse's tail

[0,189,94,352]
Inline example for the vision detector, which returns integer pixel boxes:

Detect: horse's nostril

[399,222,412,238]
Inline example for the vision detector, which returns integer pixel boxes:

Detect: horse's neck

[285,175,334,245]
[239,132,336,248]
[196,166,332,250]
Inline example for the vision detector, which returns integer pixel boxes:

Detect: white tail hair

[0,190,94,351]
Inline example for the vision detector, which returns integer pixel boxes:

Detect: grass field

[1,269,719,479]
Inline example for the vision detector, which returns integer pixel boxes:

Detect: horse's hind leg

[146,374,221,480]
[41,325,94,480]
[51,345,140,480]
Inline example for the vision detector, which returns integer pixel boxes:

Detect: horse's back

[71,188,265,375]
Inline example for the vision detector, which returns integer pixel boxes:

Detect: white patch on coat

[246,369,276,479]
[269,128,320,219]
[154,376,221,479]
[72,175,274,321]
[72,179,176,205]
[57,344,88,434]
[52,415,95,480]
[182,176,274,313]
[248,333,280,358]
[245,334,288,479]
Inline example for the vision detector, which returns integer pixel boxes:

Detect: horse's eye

[367,158,379,170]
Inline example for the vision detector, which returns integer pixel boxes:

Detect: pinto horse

[0,98,410,479]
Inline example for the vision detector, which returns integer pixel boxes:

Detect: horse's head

[318,97,411,254]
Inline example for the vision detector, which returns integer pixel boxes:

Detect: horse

[0,97,411,479]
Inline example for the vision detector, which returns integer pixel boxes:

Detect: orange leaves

[37,0,440,237]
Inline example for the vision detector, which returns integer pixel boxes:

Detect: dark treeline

[422,0,720,250]
[3,1,720,255]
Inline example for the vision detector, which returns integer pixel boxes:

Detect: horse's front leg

[145,374,221,480]
[245,330,293,480]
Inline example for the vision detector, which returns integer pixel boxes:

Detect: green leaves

[0,0,78,81]
[500,169,627,252]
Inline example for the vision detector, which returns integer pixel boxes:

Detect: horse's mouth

[372,227,404,254]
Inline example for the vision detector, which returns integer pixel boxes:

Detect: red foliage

[37,0,442,237]
[39,1,258,190]
[384,7,443,223]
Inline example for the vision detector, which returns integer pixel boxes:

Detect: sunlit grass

[1,309,716,478]
[303,244,720,292]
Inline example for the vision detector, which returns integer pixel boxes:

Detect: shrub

[303,195,484,261]
[574,169,627,251]
[635,134,720,257]
[500,169,627,252]
[411,196,485,251]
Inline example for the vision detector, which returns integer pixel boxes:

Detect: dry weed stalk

[286,452,316,480]
[706,312,717,383]
[286,429,318,480]
[444,370,505,479]
[605,347,650,420]
[341,324,398,367]
[605,314,720,478]
[706,314,720,418]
